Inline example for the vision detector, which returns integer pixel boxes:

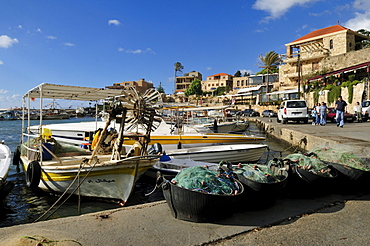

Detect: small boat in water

[165,143,267,163]
[0,142,14,200]
[16,83,162,204]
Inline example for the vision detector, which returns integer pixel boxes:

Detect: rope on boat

[33,119,112,223]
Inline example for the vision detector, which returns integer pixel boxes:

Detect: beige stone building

[278,25,370,92]
[175,71,202,93]
[202,73,233,92]
[106,78,153,94]
[233,74,278,92]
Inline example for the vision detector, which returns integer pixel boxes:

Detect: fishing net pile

[233,164,283,183]
[311,147,370,171]
[171,166,240,195]
[285,153,333,177]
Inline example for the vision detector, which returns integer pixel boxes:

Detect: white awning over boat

[24,83,126,101]
[266,88,298,95]
[182,106,231,111]
[237,85,262,94]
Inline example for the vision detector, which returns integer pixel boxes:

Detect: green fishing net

[233,164,283,183]
[172,166,239,195]
[286,153,333,177]
[311,147,370,171]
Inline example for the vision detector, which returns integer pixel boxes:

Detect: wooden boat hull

[167,144,267,163]
[20,155,157,203]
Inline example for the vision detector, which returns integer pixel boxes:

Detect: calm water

[0,118,289,228]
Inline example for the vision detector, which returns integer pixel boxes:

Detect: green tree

[174,62,184,92]
[234,70,242,77]
[185,79,202,97]
[357,29,370,49]
[256,51,282,96]
[157,82,165,94]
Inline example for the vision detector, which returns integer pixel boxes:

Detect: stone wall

[303,82,365,111]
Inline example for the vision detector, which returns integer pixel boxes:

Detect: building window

[312,62,320,71]
[237,81,240,86]
[221,83,224,86]
[241,80,244,86]
[330,39,333,49]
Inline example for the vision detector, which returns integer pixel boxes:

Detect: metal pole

[297,52,301,99]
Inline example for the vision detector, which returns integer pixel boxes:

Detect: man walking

[335,96,347,128]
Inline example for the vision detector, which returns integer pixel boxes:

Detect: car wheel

[304,119,308,124]
[277,118,281,123]
[283,119,288,124]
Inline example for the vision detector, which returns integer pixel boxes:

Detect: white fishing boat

[0,142,14,199]
[15,83,162,204]
[28,118,264,149]
[165,144,267,163]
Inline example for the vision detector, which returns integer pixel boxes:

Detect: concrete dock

[1,118,369,246]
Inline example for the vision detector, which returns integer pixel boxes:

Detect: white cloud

[0,35,19,48]
[0,89,9,94]
[118,48,155,54]
[47,35,57,40]
[344,0,370,31]
[253,0,320,20]
[108,19,121,26]
[18,25,23,29]
[239,69,254,75]
[64,42,75,47]
[37,28,42,33]
[206,67,212,71]
[0,93,22,109]
[0,60,3,65]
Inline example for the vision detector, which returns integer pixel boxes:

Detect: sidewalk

[1,119,369,246]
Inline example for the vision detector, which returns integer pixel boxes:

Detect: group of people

[311,96,350,127]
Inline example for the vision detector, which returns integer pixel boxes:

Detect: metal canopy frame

[24,83,125,101]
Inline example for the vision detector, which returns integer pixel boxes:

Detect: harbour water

[0,118,290,228]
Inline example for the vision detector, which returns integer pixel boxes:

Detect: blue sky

[1,0,370,108]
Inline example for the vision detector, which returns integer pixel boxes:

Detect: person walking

[354,102,363,123]
[315,102,321,125]
[335,96,347,128]
[311,106,318,125]
[319,102,328,125]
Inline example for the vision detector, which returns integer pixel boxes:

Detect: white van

[277,100,309,124]
[361,100,370,121]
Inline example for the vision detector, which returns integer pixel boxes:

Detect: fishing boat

[15,83,162,204]
[165,143,267,163]
[0,142,14,200]
[28,119,264,148]
[0,110,18,120]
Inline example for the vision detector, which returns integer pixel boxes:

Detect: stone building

[202,73,233,92]
[175,71,202,93]
[106,78,153,94]
[278,25,370,92]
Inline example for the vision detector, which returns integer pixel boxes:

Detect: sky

[1,0,370,109]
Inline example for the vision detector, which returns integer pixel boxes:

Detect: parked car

[361,100,370,121]
[277,100,309,124]
[261,110,277,117]
[240,109,260,117]
[327,108,355,123]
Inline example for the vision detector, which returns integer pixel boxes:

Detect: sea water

[0,118,289,228]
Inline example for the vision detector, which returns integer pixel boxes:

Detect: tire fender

[26,161,41,188]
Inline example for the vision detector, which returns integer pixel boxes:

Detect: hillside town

[105,24,370,117]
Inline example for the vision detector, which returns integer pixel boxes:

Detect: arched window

[330,39,333,49]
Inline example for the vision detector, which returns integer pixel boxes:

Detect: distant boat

[0,110,18,120]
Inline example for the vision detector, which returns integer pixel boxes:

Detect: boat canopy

[24,83,126,101]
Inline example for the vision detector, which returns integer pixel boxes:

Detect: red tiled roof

[291,25,349,43]
[207,73,232,77]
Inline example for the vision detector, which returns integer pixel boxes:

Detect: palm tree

[257,51,282,99]
[174,62,184,93]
